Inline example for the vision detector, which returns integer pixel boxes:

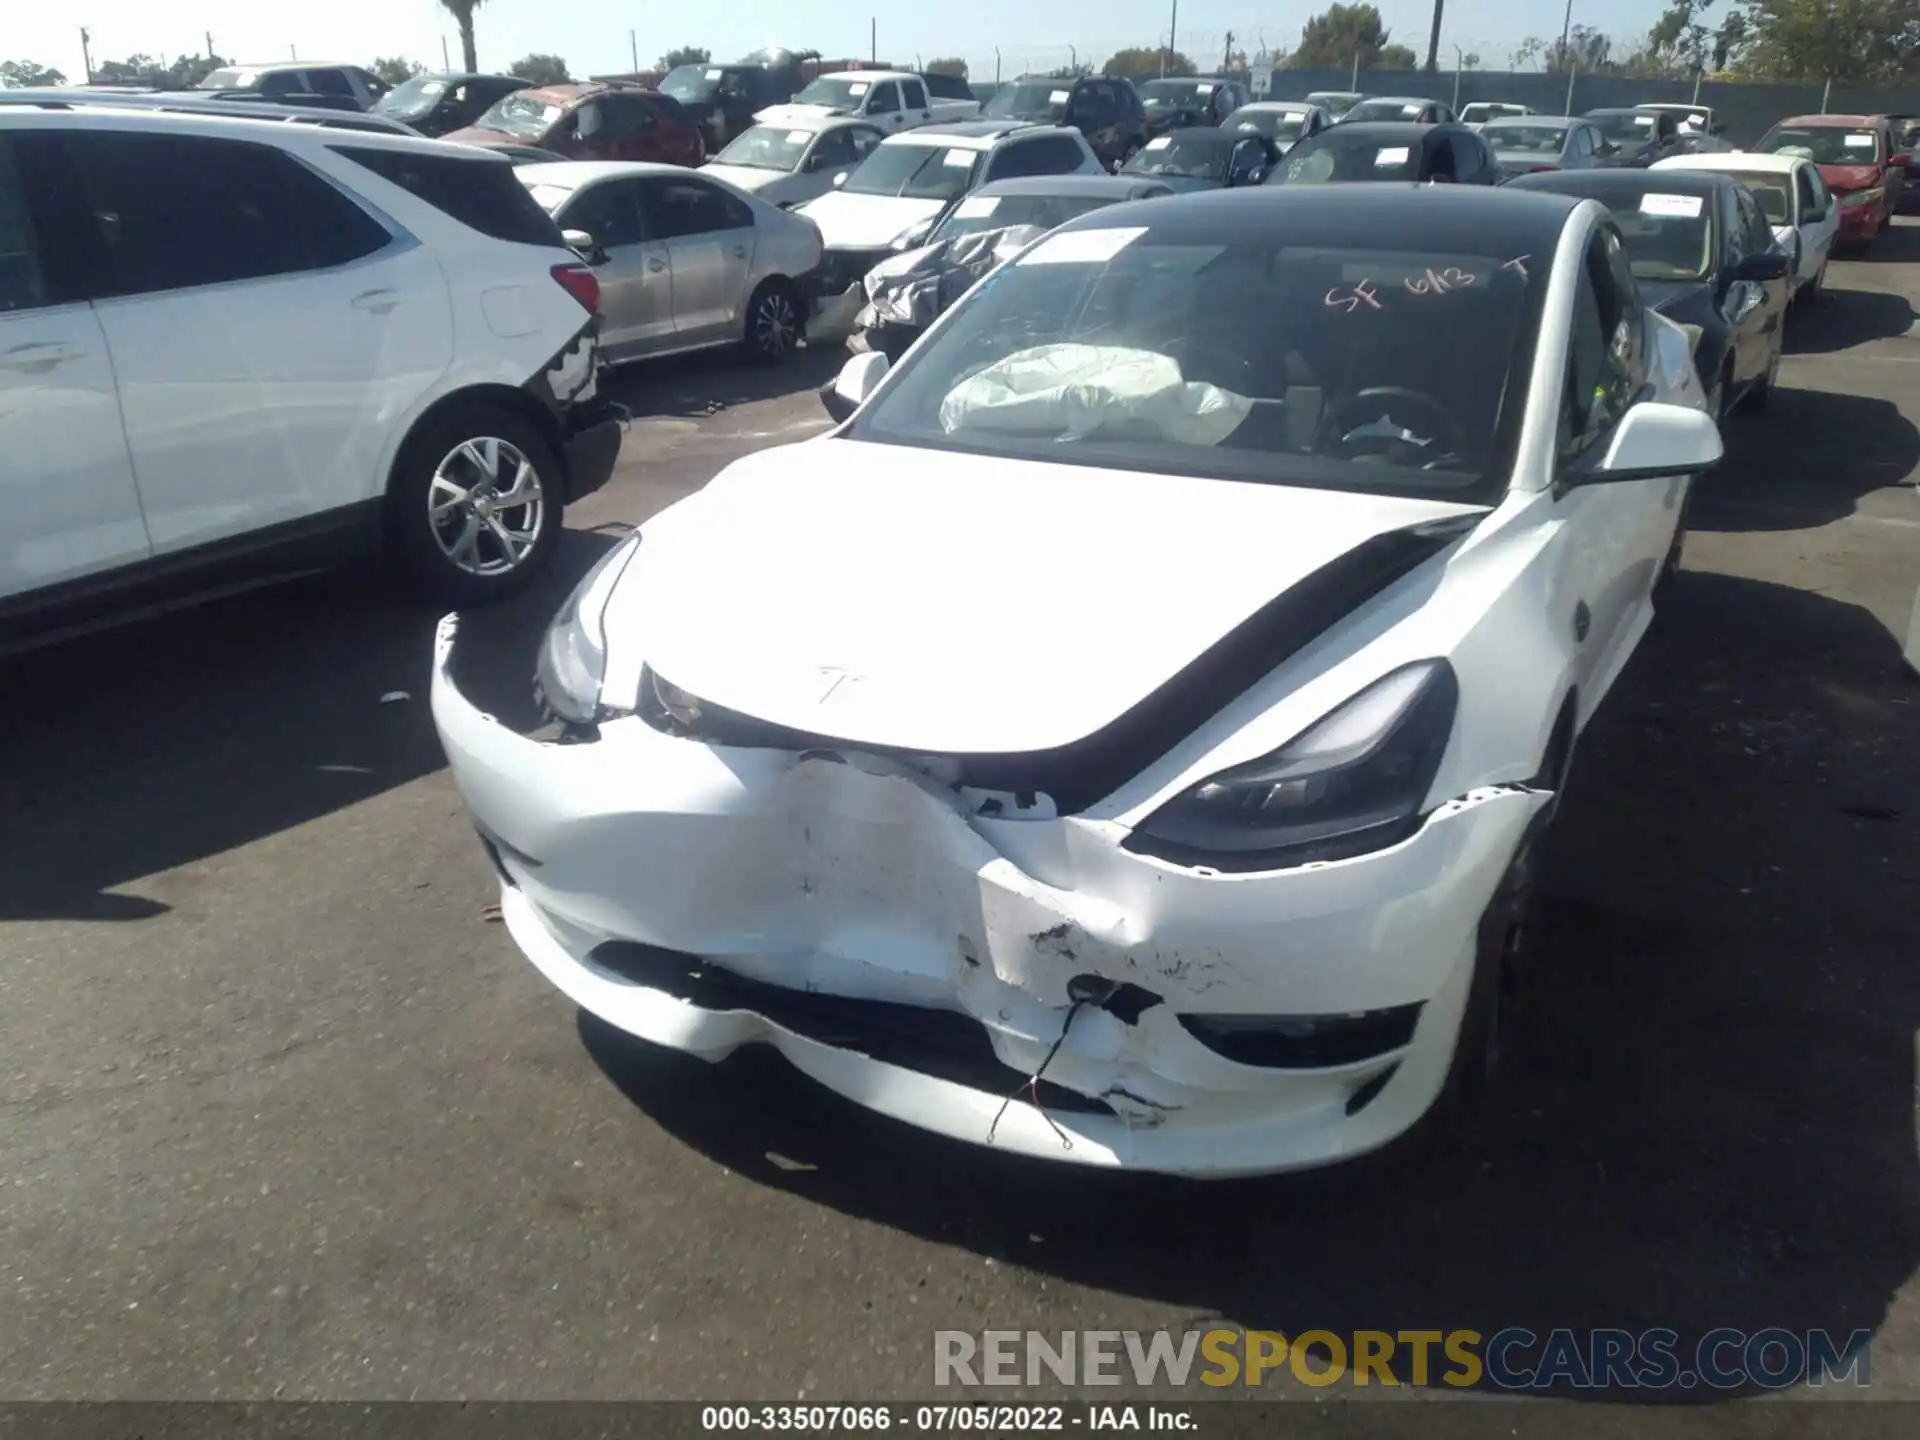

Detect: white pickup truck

[756,70,979,134]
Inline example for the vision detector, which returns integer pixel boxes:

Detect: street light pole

[1558,0,1575,63]
[1164,0,1178,76]
[1452,46,1463,111]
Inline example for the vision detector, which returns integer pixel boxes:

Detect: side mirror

[562,228,609,266]
[1731,249,1791,283]
[820,351,890,423]
[1577,401,1723,485]
[1893,152,1914,168]
[832,170,849,188]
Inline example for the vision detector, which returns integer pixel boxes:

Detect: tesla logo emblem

[815,666,862,704]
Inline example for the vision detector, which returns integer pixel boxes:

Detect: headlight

[1125,660,1458,872]
[1840,186,1885,208]
[533,533,642,725]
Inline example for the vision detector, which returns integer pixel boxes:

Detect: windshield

[1590,112,1657,143]
[1122,135,1231,180]
[1345,99,1430,123]
[195,68,257,90]
[716,125,812,170]
[1140,81,1207,107]
[376,75,449,116]
[1757,127,1881,165]
[473,92,563,138]
[1274,131,1421,183]
[659,65,722,101]
[1461,104,1524,124]
[932,193,1117,242]
[793,77,875,109]
[1484,123,1569,154]
[846,229,1541,504]
[843,143,981,198]
[985,82,1067,119]
[1306,92,1361,115]
[1592,189,1714,281]
[1732,175,1793,223]
[1228,108,1308,142]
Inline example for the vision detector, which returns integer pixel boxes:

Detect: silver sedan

[518,162,825,364]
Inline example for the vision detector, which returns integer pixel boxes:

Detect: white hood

[757,102,844,125]
[798,188,946,249]
[611,440,1480,755]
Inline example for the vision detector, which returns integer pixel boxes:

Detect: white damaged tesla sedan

[432,186,1720,1177]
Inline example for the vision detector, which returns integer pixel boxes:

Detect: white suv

[0,105,623,651]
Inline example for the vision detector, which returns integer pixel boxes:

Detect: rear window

[1275,130,1422,183]
[333,146,565,246]
[922,74,974,101]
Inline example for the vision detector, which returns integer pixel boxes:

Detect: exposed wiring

[985,999,1089,1149]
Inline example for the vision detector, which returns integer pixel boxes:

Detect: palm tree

[439,0,486,72]
[1425,0,1444,72]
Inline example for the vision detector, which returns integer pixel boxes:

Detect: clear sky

[12,1,1674,82]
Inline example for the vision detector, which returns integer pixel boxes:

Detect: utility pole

[994,46,1001,83]
[1452,45,1463,110]
[1350,51,1359,90]
[1565,54,1578,114]
[1164,0,1178,76]
[443,36,451,69]
[629,30,638,75]
[206,31,215,60]
[1223,29,1234,72]
[79,26,93,83]
[871,18,877,64]
[1558,0,1575,69]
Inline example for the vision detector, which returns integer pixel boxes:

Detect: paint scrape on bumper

[431,615,1548,1176]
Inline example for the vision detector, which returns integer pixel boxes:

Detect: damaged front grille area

[635,517,1478,815]
[1176,1004,1423,1069]
[588,942,1118,1117]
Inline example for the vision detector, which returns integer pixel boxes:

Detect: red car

[441,82,705,166]
[1752,113,1909,248]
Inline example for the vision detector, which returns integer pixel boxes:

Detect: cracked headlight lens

[533,533,641,725]
[1127,659,1458,871]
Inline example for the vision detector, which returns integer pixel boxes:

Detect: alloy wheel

[427,436,547,578]
[753,289,798,359]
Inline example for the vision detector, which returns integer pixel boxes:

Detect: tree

[1289,5,1402,71]
[1099,46,1195,78]
[439,0,486,73]
[657,46,711,70]
[1543,24,1615,73]
[0,59,66,87]
[926,57,968,77]
[372,56,424,86]
[165,53,228,87]
[1734,0,1920,81]
[1378,44,1418,68]
[509,52,571,85]
[93,54,164,85]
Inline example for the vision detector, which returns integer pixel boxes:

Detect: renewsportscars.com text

[934,1327,1873,1391]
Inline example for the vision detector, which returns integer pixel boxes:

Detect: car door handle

[0,341,84,372]
[351,289,403,314]
[732,245,748,258]
[648,258,667,273]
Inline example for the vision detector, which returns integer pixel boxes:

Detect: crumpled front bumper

[430,616,1547,1177]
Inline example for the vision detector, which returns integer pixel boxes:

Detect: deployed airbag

[938,344,1254,445]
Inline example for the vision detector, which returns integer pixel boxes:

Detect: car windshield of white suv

[1122,135,1233,180]
[847,228,1542,503]
[1758,127,1881,165]
[1228,108,1309,142]
[792,77,873,110]
[474,93,564,138]
[842,143,981,198]
[716,125,811,170]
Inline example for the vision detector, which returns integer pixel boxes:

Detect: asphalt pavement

[2,229,1917,1411]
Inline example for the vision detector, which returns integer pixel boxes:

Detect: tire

[742,279,802,365]
[1803,259,1826,301]
[386,404,563,605]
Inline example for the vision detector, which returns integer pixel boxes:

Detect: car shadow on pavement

[0,528,624,924]
[1784,287,1917,355]
[1690,387,1920,531]
[583,566,1920,1398]
[598,346,845,423]
[1839,216,1920,266]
